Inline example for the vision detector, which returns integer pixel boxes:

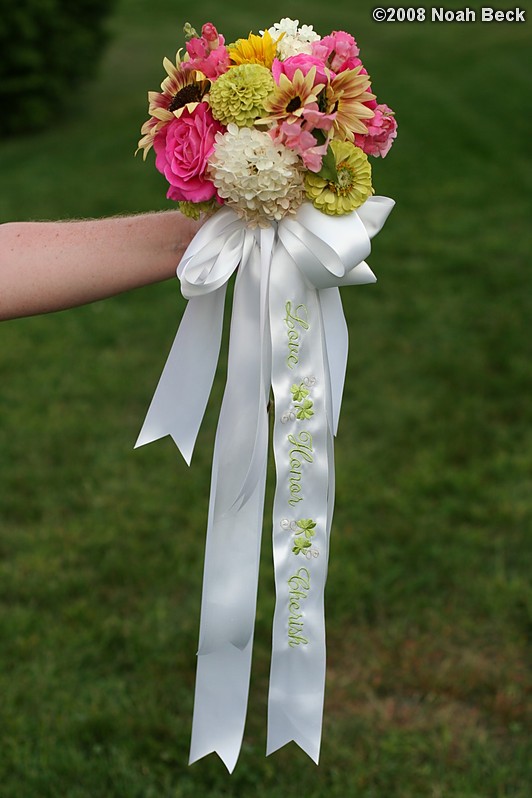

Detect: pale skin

[0,212,202,321]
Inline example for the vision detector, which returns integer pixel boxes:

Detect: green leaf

[316,144,338,183]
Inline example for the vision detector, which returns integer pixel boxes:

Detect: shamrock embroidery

[295,399,314,420]
[295,519,316,539]
[292,537,312,555]
[290,383,309,402]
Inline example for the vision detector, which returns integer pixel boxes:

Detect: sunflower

[136,51,210,158]
[228,30,280,69]
[260,67,325,124]
[305,140,373,215]
[324,67,375,140]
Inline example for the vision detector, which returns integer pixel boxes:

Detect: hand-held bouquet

[136,18,396,772]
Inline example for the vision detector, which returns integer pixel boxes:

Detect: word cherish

[284,301,309,369]
[287,431,314,506]
[287,567,310,647]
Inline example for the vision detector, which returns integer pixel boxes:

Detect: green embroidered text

[287,431,314,506]
[288,567,310,647]
[284,301,309,369]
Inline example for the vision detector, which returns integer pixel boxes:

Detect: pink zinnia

[154,104,224,202]
[355,103,397,158]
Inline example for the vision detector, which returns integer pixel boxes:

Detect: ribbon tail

[189,239,270,771]
[189,640,255,773]
[267,242,332,764]
[320,288,348,436]
[134,289,226,465]
[266,701,322,763]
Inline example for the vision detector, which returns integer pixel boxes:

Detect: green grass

[1,1,531,795]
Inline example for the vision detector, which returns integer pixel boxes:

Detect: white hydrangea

[208,124,305,226]
[263,18,321,60]
[266,17,299,36]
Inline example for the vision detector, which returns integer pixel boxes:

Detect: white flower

[266,17,300,37]
[268,17,321,61]
[264,18,321,59]
[208,124,305,226]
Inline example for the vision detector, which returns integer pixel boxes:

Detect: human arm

[0,211,201,321]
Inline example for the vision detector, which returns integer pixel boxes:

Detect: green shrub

[0,0,116,137]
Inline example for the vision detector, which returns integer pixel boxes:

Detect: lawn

[0,0,531,796]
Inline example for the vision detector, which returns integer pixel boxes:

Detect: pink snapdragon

[154,104,223,202]
[355,103,397,158]
[201,23,219,46]
[270,115,330,173]
[301,103,336,131]
[186,23,230,79]
[312,30,362,73]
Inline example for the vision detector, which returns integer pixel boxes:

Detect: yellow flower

[261,67,325,123]
[136,51,209,158]
[228,30,279,69]
[325,67,376,140]
[305,140,373,215]
[209,64,274,127]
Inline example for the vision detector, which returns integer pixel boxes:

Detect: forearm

[0,211,201,320]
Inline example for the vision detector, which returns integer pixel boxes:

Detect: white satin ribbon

[136,197,394,772]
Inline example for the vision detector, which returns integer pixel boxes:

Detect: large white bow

[136,196,394,772]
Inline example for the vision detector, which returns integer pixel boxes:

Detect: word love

[284,301,309,369]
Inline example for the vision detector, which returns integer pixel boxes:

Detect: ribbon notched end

[189,643,253,773]
[189,744,240,775]
[134,424,194,466]
[266,731,321,765]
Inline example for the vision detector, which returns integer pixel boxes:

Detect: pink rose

[272,55,329,85]
[355,103,398,158]
[154,105,224,202]
[312,31,361,73]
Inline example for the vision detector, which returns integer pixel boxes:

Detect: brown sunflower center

[169,84,204,112]
[286,96,302,113]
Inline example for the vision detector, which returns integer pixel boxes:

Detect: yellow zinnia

[228,30,279,69]
[305,140,373,215]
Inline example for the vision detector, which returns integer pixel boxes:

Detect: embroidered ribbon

[136,197,394,772]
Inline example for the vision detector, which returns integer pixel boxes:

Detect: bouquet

[137,18,397,225]
[136,18,396,772]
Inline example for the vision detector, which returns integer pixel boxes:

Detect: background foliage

[0,0,531,795]
[0,0,116,137]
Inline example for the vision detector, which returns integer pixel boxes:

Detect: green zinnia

[305,140,373,216]
[177,200,218,220]
[209,64,274,127]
